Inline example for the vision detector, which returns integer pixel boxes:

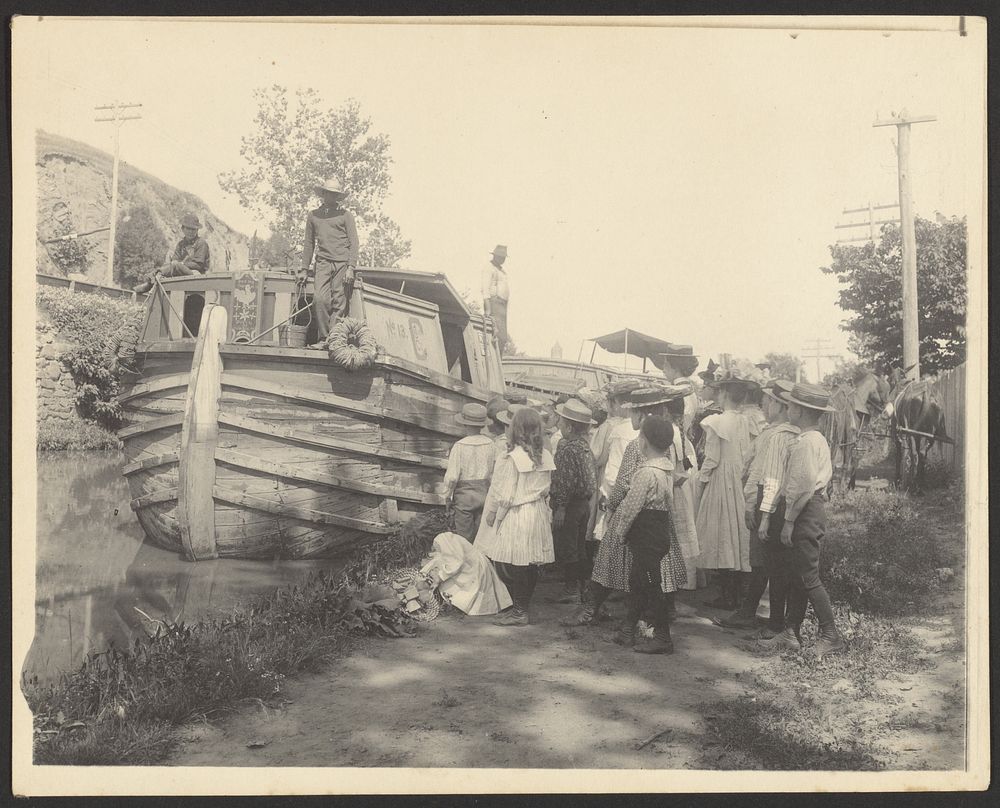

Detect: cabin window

[183,293,204,337]
[441,321,473,383]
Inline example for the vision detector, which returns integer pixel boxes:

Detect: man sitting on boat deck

[134,213,210,294]
[298,177,359,350]
[444,403,499,541]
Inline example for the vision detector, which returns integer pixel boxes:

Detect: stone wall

[36,318,85,430]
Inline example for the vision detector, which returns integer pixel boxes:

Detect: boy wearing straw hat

[715,379,799,636]
[299,177,359,348]
[134,213,210,293]
[443,403,498,540]
[549,399,598,604]
[763,383,846,658]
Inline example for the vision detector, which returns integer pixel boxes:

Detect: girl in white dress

[475,407,556,626]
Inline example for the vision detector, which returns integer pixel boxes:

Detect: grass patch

[703,607,933,770]
[36,420,122,451]
[702,693,887,770]
[25,568,415,765]
[821,487,961,616]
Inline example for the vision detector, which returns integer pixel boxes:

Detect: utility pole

[874,109,936,381]
[95,101,142,287]
[835,201,900,244]
[801,338,838,384]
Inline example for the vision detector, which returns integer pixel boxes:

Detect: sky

[14,16,986,380]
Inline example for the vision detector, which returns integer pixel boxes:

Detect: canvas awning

[590,328,697,374]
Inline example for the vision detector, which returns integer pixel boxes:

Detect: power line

[801,338,839,383]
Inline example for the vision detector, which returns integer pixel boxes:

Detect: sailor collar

[509,446,555,473]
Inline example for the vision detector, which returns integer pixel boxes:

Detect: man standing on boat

[134,213,210,294]
[299,177,359,349]
[482,244,510,352]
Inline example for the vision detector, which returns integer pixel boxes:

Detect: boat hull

[119,309,493,560]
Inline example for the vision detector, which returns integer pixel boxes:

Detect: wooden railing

[36,272,139,301]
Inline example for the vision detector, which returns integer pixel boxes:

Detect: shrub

[36,421,121,451]
[37,287,144,429]
[821,489,959,615]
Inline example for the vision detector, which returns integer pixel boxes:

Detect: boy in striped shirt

[717,379,800,637]
[763,383,846,658]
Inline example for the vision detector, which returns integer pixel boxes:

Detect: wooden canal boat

[117,268,505,560]
[502,329,698,399]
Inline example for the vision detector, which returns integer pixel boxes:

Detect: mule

[884,366,950,493]
[826,369,890,490]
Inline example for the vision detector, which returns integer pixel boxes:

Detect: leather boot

[759,627,801,652]
[612,622,635,646]
[635,623,674,654]
[559,591,596,626]
[812,624,847,658]
[493,605,529,627]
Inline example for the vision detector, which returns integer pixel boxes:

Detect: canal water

[24,451,346,684]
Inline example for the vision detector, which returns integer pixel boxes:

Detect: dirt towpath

[171,583,755,768]
[170,579,965,769]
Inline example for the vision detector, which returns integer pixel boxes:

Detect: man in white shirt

[482,245,510,350]
[763,383,845,659]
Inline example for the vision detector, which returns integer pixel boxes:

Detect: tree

[359,214,411,268]
[114,205,169,287]
[219,87,411,268]
[822,357,869,388]
[762,351,806,383]
[820,214,966,374]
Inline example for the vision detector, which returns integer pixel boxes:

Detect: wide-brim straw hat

[455,403,490,427]
[607,377,645,399]
[762,379,795,405]
[555,399,596,425]
[622,382,692,410]
[314,177,347,196]
[709,372,761,391]
[778,382,837,413]
[496,403,527,425]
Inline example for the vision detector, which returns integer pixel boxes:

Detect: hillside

[35,130,249,282]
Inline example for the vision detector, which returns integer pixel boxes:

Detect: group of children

[441,369,847,659]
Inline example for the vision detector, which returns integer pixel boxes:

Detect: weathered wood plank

[216,412,449,470]
[213,487,396,533]
[117,373,191,404]
[221,372,468,438]
[118,412,185,438]
[176,303,226,561]
[131,487,179,510]
[122,451,180,475]
[214,447,446,505]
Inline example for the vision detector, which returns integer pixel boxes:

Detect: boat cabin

[139,267,505,391]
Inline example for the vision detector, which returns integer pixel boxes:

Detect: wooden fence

[36,272,138,301]
[926,363,966,471]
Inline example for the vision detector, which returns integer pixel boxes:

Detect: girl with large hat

[694,373,757,610]
[561,384,689,635]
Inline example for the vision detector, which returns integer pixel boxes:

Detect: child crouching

[604,416,679,654]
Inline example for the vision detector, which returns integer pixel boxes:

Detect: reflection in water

[25,451,345,683]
